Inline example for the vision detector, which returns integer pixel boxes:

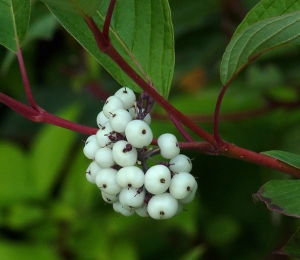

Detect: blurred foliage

[1,0,300,259]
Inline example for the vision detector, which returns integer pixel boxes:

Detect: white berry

[144,165,171,195]
[112,140,137,167]
[83,135,100,159]
[102,191,119,204]
[114,87,136,109]
[125,120,153,148]
[157,133,180,159]
[102,96,124,118]
[109,108,132,133]
[96,111,108,128]
[119,187,145,210]
[178,181,198,204]
[116,166,144,189]
[147,193,178,220]
[169,172,197,199]
[86,161,101,184]
[94,147,115,168]
[95,168,122,195]
[169,154,192,173]
[113,202,135,216]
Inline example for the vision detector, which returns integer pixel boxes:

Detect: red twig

[0,92,97,135]
[103,0,116,40]
[169,114,194,142]
[213,85,229,146]
[16,48,38,109]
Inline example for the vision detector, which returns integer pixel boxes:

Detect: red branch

[0,92,97,135]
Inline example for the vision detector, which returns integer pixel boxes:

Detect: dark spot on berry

[103,184,107,188]
[187,186,191,191]
[86,170,91,175]
[142,129,146,134]
[176,142,179,147]
[160,211,165,218]
[160,178,165,183]
[128,184,132,189]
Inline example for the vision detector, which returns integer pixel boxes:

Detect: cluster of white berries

[83,87,197,220]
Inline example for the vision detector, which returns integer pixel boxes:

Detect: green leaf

[0,241,59,260]
[40,0,101,17]
[60,148,97,210]
[45,0,174,98]
[234,0,300,37]
[30,104,80,198]
[276,227,300,258]
[261,150,300,169]
[0,0,31,52]
[253,180,300,217]
[220,11,300,85]
[0,141,33,206]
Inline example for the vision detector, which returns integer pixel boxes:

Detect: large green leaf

[261,150,300,169]
[253,180,300,217]
[0,0,30,52]
[234,0,300,37]
[40,0,101,16]
[220,11,300,85]
[45,0,174,98]
[30,104,80,198]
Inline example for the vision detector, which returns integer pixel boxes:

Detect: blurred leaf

[60,147,97,211]
[112,241,138,260]
[0,0,31,52]
[221,11,300,85]
[179,245,206,260]
[0,241,59,260]
[204,216,241,247]
[4,203,44,229]
[0,141,33,206]
[276,227,300,258]
[234,0,300,37]
[45,0,174,98]
[30,104,81,198]
[254,180,300,217]
[40,0,101,16]
[169,0,219,37]
[261,150,300,169]
[26,12,58,42]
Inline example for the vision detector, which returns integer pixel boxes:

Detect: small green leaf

[30,104,80,198]
[276,227,300,258]
[45,0,174,98]
[254,180,300,217]
[261,150,300,169]
[0,0,31,52]
[233,0,300,38]
[40,0,101,16]
[221,11,300,85]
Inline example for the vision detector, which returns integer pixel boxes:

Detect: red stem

[169,114,194,142]
[214,85,229,146]
[16,48,38,109]
[103,0,116,40]
[0,92,97,135]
